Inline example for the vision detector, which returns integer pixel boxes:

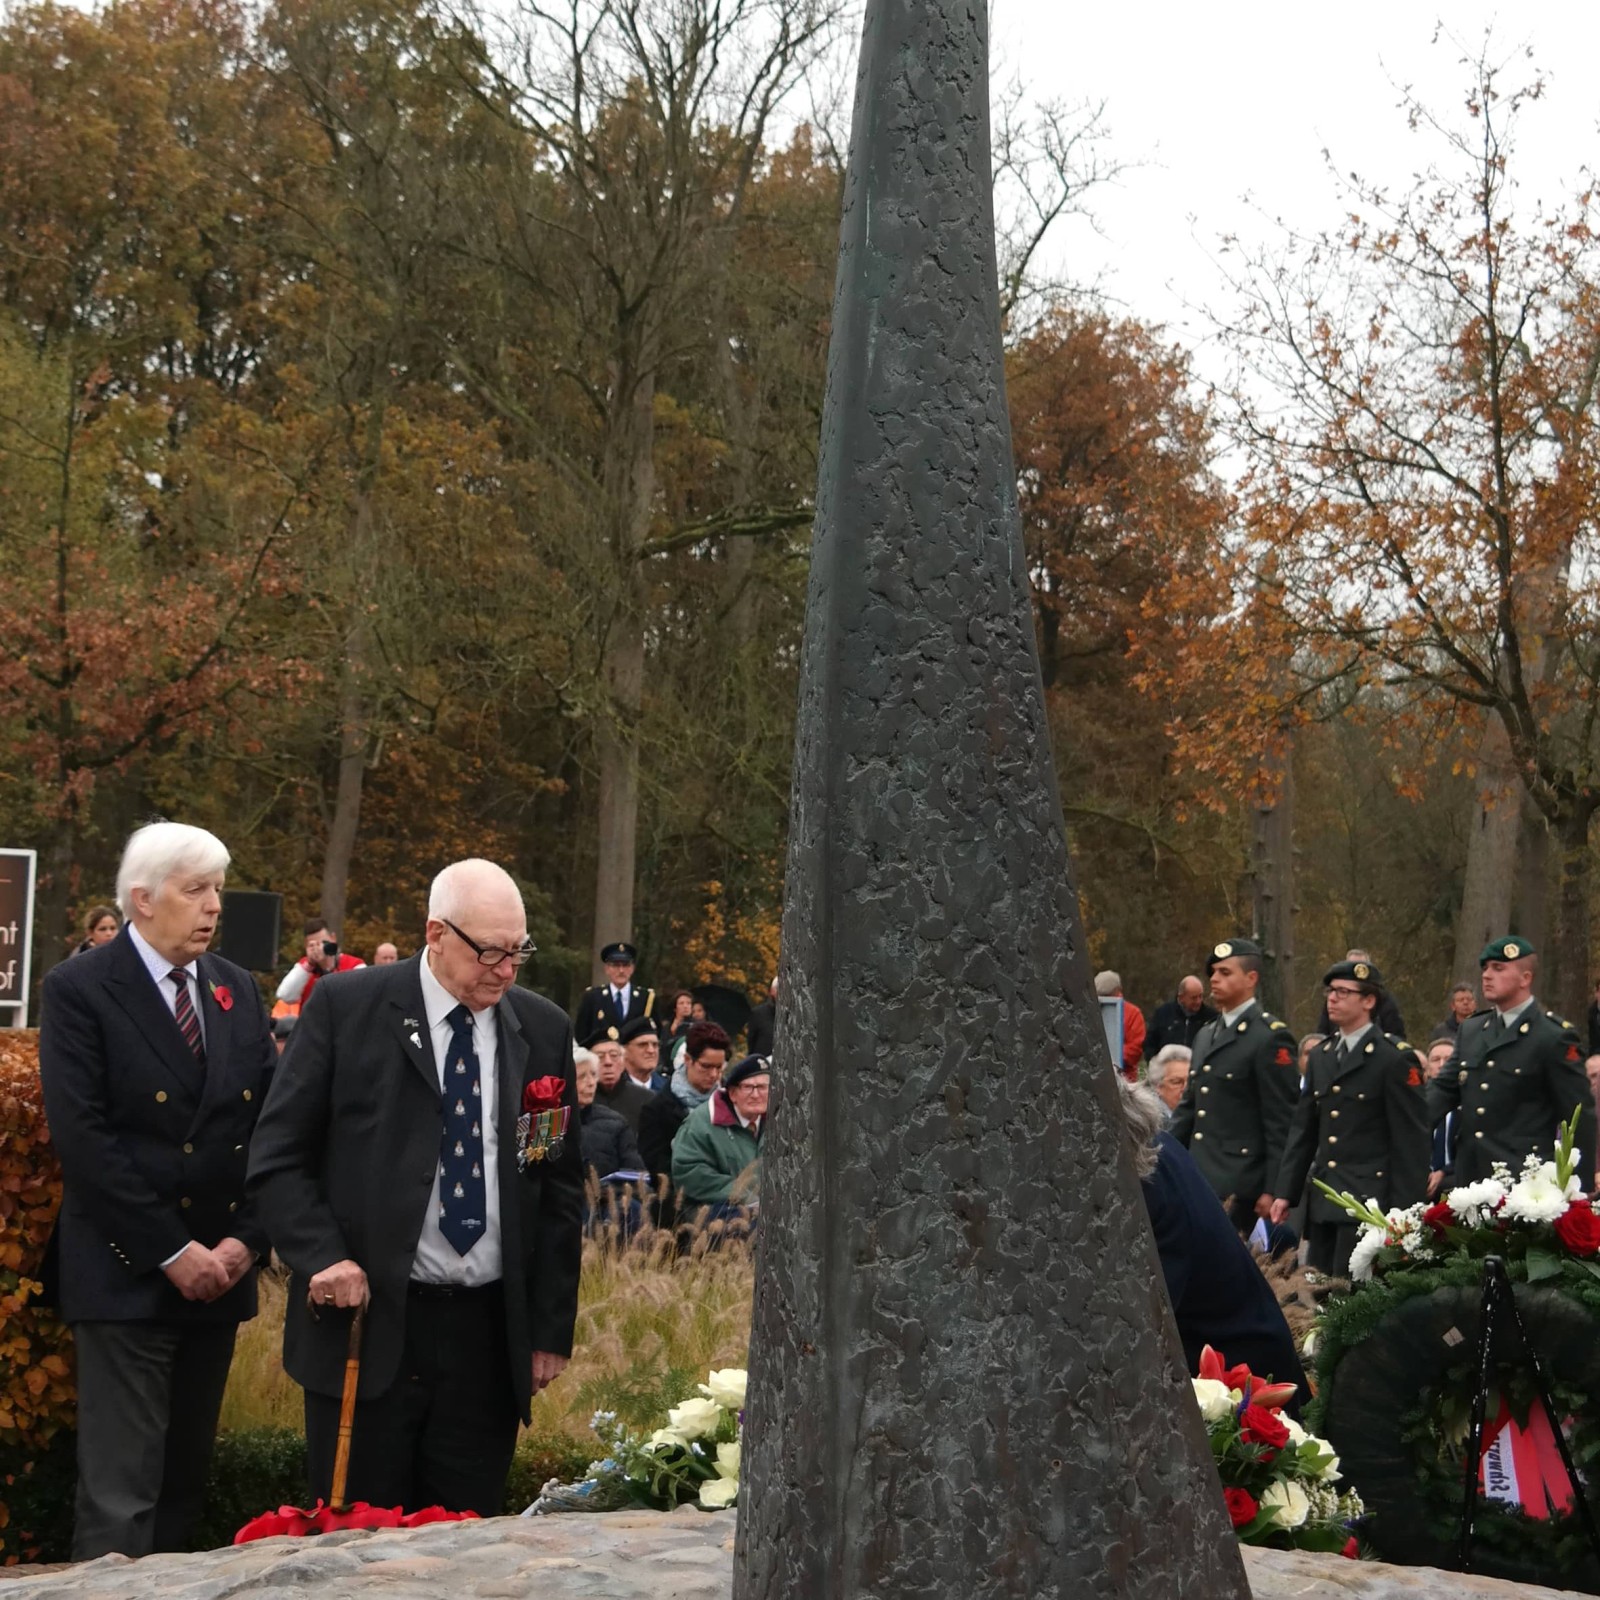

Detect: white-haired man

[39,821,275,1559]
[249,858,584,1516]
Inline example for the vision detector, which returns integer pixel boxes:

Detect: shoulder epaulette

[1386,1035,1412,1051]
[1268,1018,1288,1030]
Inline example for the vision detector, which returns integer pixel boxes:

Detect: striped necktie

[169,969,205,1066]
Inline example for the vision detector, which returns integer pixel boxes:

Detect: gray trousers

[70,1320,236,1560]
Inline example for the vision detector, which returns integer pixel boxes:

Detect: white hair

[1093,970,1122,997]
[1117,1077,1166,1180]
[426,858,524,924]
[116,822,229,916]
[573,1046,598,1070]
[1147,1044,1191,1088]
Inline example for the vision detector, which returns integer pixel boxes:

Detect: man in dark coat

[1170,937,1299,1231]
[1272,960,1431,1275]
[1426,936,1595,1190]
[638,1022,729,1179]
[39,821,275,1559]
[744,979,777,1057]
[1143,975,1217,1061]
[572,942,657,1045]
[248,858,584,1516]
[590,1031,652,1134]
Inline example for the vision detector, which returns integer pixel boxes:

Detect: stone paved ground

[0,1510,1584,1599]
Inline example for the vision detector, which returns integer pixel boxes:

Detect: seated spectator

[1143,976,1216,1060]
[574,1049,643,1179]
[1121,1077,1309,1415]
[639,1022,729,1180]
[373,942,400,966]
[589,1033,651,1134]
[275,917,365,1006]
[1314,948,1404,1038]
[620,1015,667,1093]
[673,1054,767,1220]
[1146,1045,1190,1113]
[72,904,122,957]
[1438,982,1476,1037]
[1094,971,1145,1079]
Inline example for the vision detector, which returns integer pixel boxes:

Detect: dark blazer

[247,956,584,1421]
[577,1101,642,1178]
[1170,1000,1299,1205]
[1142,1132,1309,1413]
[744,998,775,1057]
[638,1088,691,1179]
[1143,997,1218,1060]
[38,928,275,1324]
[572,983,656,1045]
[1426,1000,1596,1190]
[1276,1030,1432,1223]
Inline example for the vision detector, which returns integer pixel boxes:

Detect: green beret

[1323,958,1382,989]
[1479,935,1535,966]
[1205,936,1262,973]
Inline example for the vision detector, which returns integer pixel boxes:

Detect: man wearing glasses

[1271,959,1431,1276]
[672,1055,769,1223]
[249,858,583,1516]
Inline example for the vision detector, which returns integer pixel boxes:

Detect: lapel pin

[409,1030,422,1049]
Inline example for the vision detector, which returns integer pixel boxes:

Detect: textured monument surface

[733,2,1252,1597]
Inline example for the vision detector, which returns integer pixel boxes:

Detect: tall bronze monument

[733,2,1251,1596]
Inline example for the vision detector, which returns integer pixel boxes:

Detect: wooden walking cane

[329,1303,366,1512]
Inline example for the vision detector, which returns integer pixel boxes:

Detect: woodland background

[3,0,1598,1034]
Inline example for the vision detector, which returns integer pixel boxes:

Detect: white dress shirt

[612,982,631,1015]
[411,954,503,1286]
[1338,1021,1374,1052]
[128,923,206,1049]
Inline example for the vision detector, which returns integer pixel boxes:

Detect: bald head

[1177,975,1204,1014]
[424,859,528,1011]
[428,858,524,925]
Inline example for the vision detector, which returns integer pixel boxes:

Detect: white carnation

[1504,1163,1574,1224]
[1446,1179,1506,1222]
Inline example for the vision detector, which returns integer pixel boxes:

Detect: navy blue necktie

[439,1004,487,1255]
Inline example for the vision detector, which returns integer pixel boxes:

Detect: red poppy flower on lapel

[210,982,235,1012]
[523,1075,566,1113]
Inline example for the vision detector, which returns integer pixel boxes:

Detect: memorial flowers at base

[534,1368,746,1513]
[1190,1346,1363,1553]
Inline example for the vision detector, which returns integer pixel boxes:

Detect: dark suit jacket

[247,956,584,1420]
[38,928,275,1324]
[1142,1132,1308,1414]
[1276,1030,1432,1223]
[572,983,656,1045]
[744,998,775,1057]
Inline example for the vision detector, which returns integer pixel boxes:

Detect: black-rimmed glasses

[443,919,536,968]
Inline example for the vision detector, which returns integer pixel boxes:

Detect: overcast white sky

[988,1,1600,377]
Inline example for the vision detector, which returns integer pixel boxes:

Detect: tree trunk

[1453,717,1522,985]
[1513,792,1549,954]
[1549,799,1596,1022]
[1251,745,1294,1018]
[589,347,656,980]
[320,643,369,936]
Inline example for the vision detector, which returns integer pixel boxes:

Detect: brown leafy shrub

[0,1031,74,1559]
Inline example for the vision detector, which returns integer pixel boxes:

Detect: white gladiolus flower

[699,1369,748,1412]
[667,1396,725,1440]
[699,1476,738,1509]
[1191,1378,1239,1423]
[1504,1163,1574,1224]
[1261,1478,1311,1530]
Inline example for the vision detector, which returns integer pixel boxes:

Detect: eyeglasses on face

[1325,984,1365,999]
[443,919,537,968]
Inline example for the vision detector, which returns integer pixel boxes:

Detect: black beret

[1323,958,1382,989]
[723,1054,770,1090]
[1205,937,1262,973]
[619,1015,659,1045]
[580,1025,621,1049]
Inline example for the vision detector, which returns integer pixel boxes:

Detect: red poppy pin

[522,1075,566,1113]
[209,982,235,1012]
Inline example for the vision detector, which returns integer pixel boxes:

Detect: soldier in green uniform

[1271,959,1431,1276]
[1170,937,1299,1231]
[1426,936,1596,1190]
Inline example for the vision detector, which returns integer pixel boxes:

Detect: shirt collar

[128,922,197,985]
[420,951,492,1029]
[1339,1020,1373,1049]
[1220,1000,1253,1029]
[1498,995,1536,1027]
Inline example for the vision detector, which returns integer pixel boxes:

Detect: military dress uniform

[572,941,657,1046]
[1276,963,1431,1275]
[1425,938,1596,1190]
[1170,942,1299,1229]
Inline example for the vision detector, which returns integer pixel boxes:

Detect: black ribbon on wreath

[1460,1256,1600,1573]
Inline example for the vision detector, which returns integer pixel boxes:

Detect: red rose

[212,984,234,1012]
[1555,1198,1600,1257]
[523,1075,567,1113]
[1223,1488,1258,1528]
[1239,1405,1289,1450]
[1422,1200,1454,1234]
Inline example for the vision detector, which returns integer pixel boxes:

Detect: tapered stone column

[732,3,1251,1596]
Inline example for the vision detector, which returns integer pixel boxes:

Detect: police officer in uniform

[1271,959,1431,1276]
[1426,936,1596,1190]
[573,942,657,1045]
[1170,937,1299,1231]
